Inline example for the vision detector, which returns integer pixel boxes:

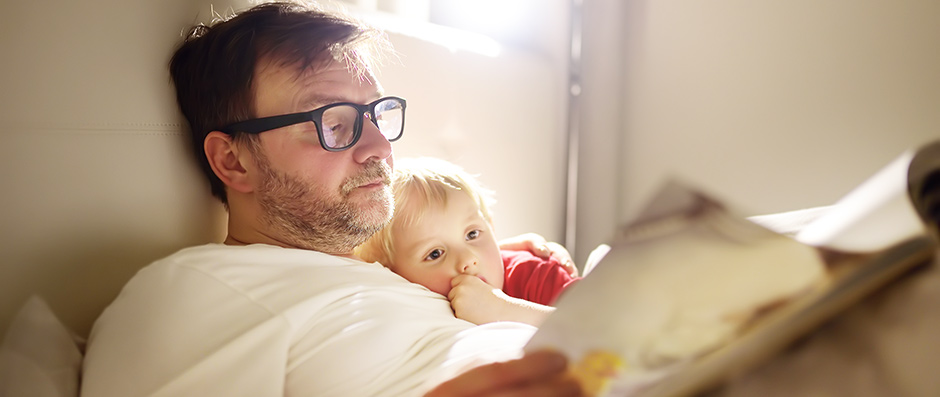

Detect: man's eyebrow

[299,95,349,110]
[299,91,386,110]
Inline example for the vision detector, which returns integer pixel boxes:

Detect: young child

[356,157,581,327]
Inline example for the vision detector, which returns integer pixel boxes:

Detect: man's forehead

[257,56,383,107]
[302,61,382,99]
[297,79,383,107]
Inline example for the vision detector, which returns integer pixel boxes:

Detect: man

[80,2,581,396]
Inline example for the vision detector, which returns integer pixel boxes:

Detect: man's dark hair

[169,1,389,205]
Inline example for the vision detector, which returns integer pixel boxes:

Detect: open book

[524,140,940,396]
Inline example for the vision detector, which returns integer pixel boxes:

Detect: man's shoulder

[151,243,356,272]
[137,243,387,294]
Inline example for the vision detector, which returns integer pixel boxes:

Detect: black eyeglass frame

[219,96,407,152]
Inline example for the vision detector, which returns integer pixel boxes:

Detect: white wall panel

[576,0,940,265]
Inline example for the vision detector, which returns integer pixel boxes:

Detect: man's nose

[351,113,392,163]
[364,111,380,128]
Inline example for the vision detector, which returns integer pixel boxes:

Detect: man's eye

[424,249,443,261]
[466,230,481,241]
[321,123,355,148]
[326,123,350,135]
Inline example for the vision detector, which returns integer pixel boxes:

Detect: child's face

[389,189,505,297]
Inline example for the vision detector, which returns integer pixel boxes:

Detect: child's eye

[466,229,481,241]
[424,249,444,261]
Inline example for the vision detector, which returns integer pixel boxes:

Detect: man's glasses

[220,96,406,152]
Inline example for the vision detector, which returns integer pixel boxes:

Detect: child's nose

[458,258,478,275]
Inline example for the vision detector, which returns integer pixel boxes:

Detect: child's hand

[498,233,579,277]
[448,275,510,325]
[449,274,556,327]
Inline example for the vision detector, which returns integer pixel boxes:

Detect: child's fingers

[545,242,578,277]
[499,233,549,255]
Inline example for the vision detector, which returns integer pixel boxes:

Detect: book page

[796,149,925,252]
[525,181,828,396]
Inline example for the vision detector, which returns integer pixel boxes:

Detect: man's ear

[204,131,254,194]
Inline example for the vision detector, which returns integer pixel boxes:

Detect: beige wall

[0,0,242,337]
[574,0,940,265]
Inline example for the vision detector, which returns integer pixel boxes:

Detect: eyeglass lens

[320,98,404,149]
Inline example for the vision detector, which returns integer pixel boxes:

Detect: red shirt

[501,250,581,306]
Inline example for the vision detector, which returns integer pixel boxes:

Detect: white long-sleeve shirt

[81,244,535,396]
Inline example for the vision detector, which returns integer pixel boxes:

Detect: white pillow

[0,296,83,397]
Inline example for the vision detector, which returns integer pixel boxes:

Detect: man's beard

[255,158,394,254]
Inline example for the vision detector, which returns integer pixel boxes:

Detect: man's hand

[498,233,578,277]
[424,350,584,397]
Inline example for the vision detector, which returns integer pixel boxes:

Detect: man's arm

[425,350,583,397]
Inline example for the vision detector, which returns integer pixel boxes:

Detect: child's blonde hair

[356,157,496,267]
